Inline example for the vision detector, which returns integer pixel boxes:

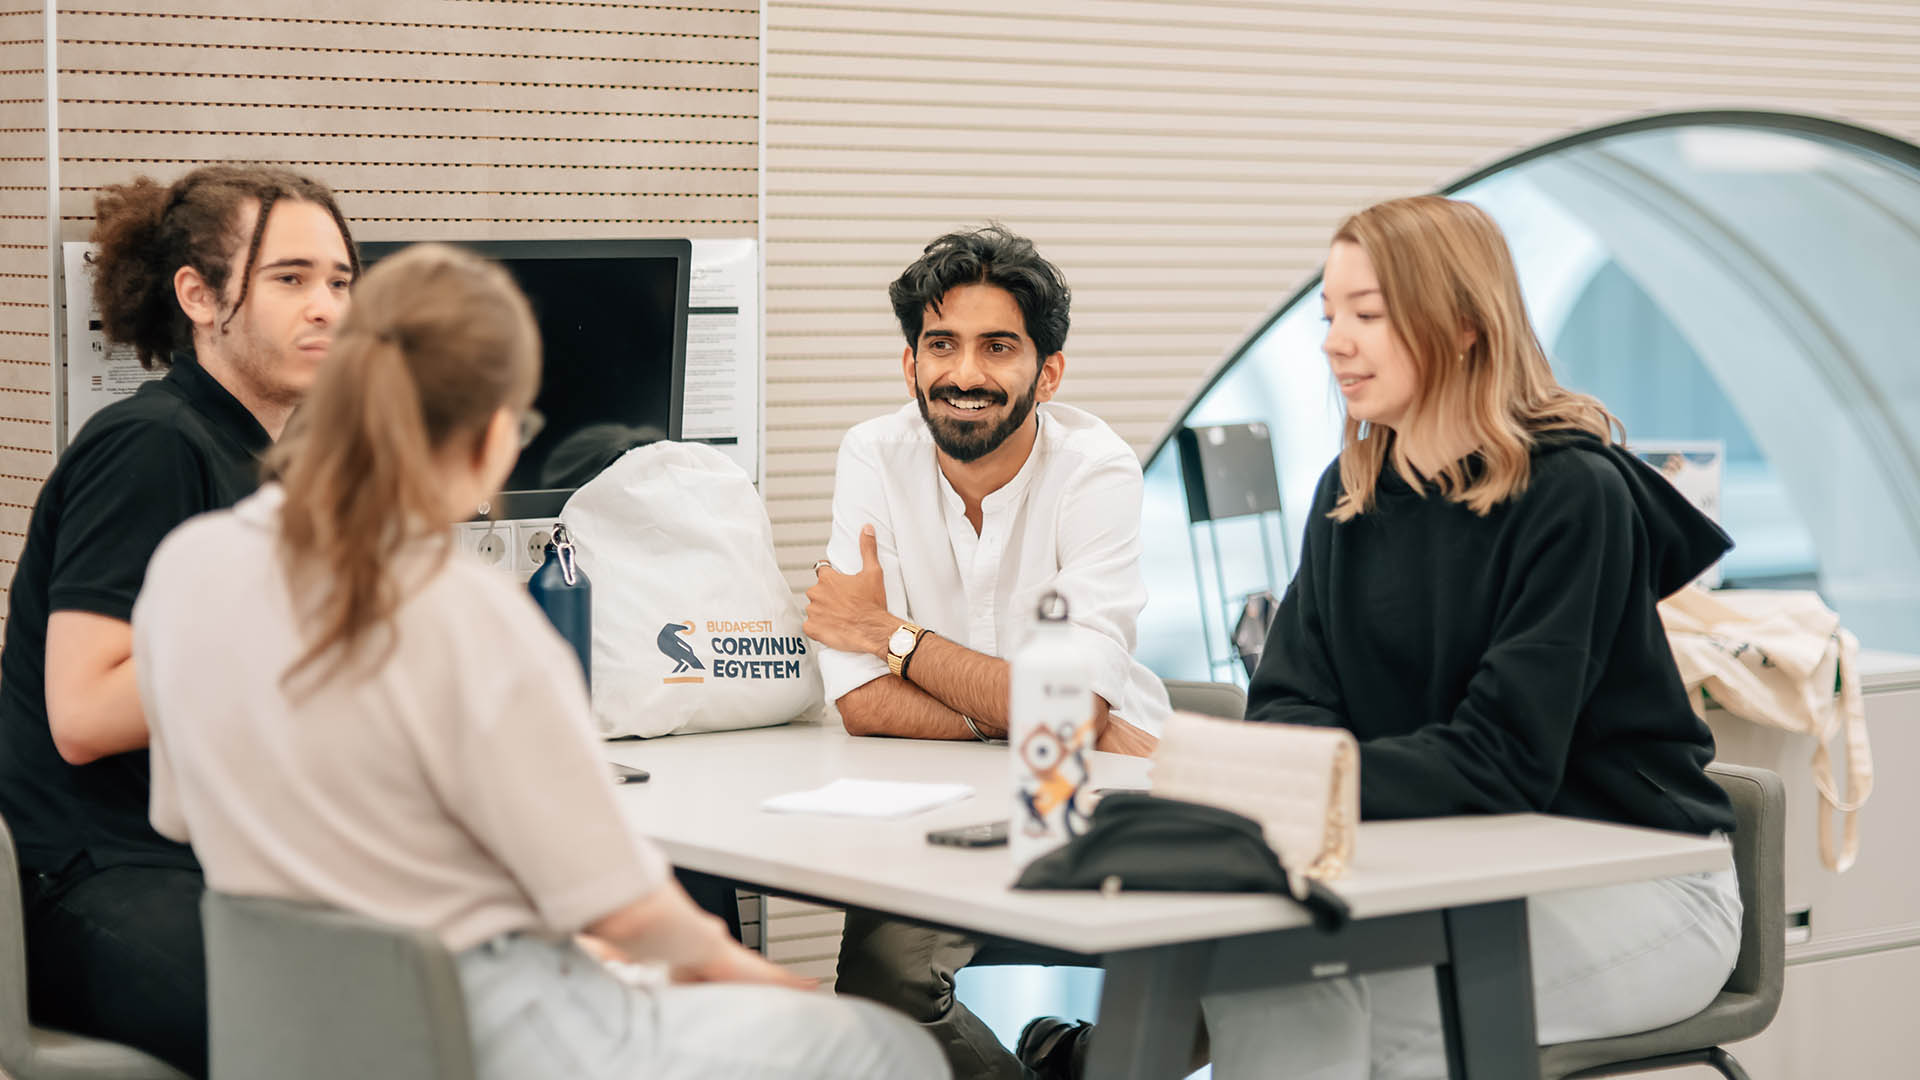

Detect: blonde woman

[131,244,944,1080]
[1214,197,1742,1078]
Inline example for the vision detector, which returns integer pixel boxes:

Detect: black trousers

[674,866,744,942]
[19,856,208,1078]
[836,909,1087,1080]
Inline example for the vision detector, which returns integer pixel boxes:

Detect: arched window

[1139,112,1920,680]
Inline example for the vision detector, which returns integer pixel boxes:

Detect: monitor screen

[357,238,690,518]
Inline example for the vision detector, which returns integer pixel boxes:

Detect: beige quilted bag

[1149,710,1358,899]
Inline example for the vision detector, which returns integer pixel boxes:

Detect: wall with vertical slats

[760,0,1920,587]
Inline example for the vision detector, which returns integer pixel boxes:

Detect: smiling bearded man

[799,223,1170,1080]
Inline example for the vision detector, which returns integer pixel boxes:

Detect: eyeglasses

[517,408,546,449]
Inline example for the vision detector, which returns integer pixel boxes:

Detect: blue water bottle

[527,523,592,688]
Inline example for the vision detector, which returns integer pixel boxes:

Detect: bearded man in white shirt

[802,224,1169,1080]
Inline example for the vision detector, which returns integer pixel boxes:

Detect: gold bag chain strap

[1304,738,1356,883]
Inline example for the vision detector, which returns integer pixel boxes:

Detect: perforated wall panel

[0,0,760,638]
[0,3,52,612]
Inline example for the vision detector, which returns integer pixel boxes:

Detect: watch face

[889,627,918,655]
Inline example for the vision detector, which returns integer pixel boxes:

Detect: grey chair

[0,813,191,1080]
[1161,679,1248,720]
[1539,762,1786,1080]
[201,891,475,1080]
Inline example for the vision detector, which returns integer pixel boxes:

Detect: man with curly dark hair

[801,224,1169,1080]
[0,165,356,1076]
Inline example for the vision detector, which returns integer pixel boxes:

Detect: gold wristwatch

[885,621,927,679]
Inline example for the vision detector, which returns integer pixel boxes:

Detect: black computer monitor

[356,238,691,518]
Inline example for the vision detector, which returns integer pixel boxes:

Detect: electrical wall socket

[452,517,558,579]
[463,521,512,570]
[514,518,561,574]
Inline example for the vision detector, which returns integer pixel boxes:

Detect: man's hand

[803,525,900,658]
[1096,714,1159,758]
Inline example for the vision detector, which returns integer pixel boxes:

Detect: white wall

[1709,666,1920,1076]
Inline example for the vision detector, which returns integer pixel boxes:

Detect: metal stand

[1176,423,1289,685]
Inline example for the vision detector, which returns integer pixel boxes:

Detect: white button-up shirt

[818,401,1172,731]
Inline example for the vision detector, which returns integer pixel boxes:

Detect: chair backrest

[1161,679,1247,721]
[1703,762,1785,1015]
[0,813,40,1069]
[201,891,475,1080]
[0,812,194,1080]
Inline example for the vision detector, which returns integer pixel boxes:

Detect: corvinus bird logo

[657,621,706,675]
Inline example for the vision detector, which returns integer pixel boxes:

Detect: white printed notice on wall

[63,242,165,445]
[685,238,761,482]
[1632,439,1726,588]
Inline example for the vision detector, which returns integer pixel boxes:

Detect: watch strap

[886,622,926,678]
[899,627,930,681]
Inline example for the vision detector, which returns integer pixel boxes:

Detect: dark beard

[915,376,1039,464]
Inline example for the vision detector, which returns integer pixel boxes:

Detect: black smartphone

[610,762,650,784]
[927,820,1009,848]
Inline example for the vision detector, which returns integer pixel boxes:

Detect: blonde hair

[1327,195,1619,521]
[265,243,540,684]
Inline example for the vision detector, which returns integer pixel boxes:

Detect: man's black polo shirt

[0,352,270,873]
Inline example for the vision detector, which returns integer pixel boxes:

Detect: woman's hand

[672,938,817,990]
[574,933,627,966]
[591,880,813,992]
[1096,715,1159,757]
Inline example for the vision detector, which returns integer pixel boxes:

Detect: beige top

[134,486,668,952]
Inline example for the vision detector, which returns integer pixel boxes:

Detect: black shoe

[1016,1015,1092,1080]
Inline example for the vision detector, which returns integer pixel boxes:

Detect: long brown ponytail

[265,243,539,685]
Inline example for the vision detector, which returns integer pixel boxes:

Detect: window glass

[1138,118,1920,676]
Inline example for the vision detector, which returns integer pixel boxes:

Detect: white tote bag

[1660,587,1870,871]
[560,442,823,738]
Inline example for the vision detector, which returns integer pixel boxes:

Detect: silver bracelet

[961,715,993,743]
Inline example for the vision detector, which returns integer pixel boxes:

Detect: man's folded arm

[834,673,980,741]
[838,634,1114,742]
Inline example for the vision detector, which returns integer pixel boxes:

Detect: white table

[610,724,1731,1080]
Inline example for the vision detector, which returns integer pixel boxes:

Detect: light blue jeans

[456,935,948,1080]
[1201,865,1743,1080]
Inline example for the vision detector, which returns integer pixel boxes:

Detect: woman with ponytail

[1192,196,1743,1078]
[0,164,354,1076]
[131,244,943,1080]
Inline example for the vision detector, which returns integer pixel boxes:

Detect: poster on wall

[684,238,761,483]
[1631,439,1726,588]
[62,242,165,445]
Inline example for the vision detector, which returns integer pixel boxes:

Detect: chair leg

[1562,1048,1747,1080]
[1707,1046,1752,1080]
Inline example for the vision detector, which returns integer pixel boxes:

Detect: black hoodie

[1246,430,1737,836]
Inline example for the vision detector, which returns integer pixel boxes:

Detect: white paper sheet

[63,241,164,446]
[685,238,760,482]
[1631,439,1726,588]
[761,779,974,819]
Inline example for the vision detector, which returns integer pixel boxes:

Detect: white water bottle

[1008,590,1096,868]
